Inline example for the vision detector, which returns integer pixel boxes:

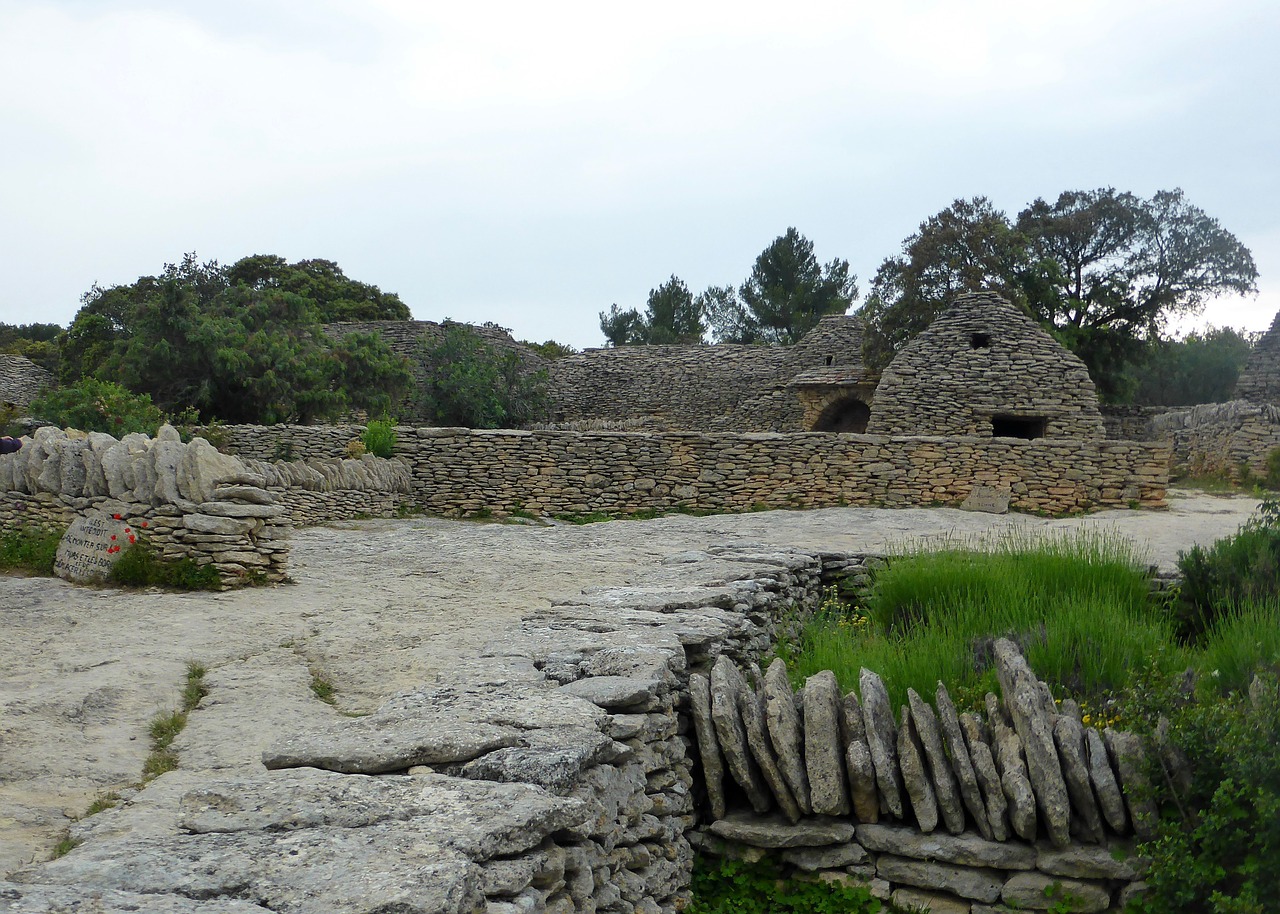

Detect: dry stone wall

[213,425,1169,515]
[0,354,53,409]
[0,425,290,586]
[868,293,1105,440]
[1151,399,1280,479]
[690,640,1153,913]
[7,547,1158,914]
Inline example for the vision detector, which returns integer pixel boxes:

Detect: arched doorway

[813,397,871,433]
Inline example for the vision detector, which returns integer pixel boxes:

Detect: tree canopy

[223,255,410,322]
[417,322,548,428]
[858,189,1258,399]
[599,276,707,346]
[707,228,858,344]
[60,254,412,424]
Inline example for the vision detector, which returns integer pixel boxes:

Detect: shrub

[1130,674,1280,913]
[1266,447,1280,490]
[688,855,885,914]
[27,378,165,435]
[362,418,397,458]
[1175,497,1280,644]
[417,322,548,428]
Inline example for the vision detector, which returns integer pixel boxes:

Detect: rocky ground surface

[0,489,1260,878]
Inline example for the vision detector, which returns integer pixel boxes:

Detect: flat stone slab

[856,823,1036,869]
[178,768,587,860]
[1002,871,1111,912]
[708,812,855,848]
[764,659,811,815]
[961,485,1011,514]
[875,855,1004,903]
[558,676,660,709]
[0,882,274,913]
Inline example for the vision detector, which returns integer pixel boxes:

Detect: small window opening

[992,415,1046,439]
[825,355,835,366]
[970,332,991,349]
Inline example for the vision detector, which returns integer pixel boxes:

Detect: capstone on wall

[1234,309,1280,404]
[867,292,1105,440]
[0,354,53,409]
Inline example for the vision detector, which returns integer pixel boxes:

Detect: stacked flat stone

[690,642,1155,911]
[0,354,53,409]
[1150,399,1280,480]
[1234,309,1280,404]
[867,292,1106,440]
[0,425,289,587]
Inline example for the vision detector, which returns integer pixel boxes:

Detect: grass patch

[83,791,121,817]
[140,662,207,782]
[785,530,1178,710]
[309,669,337,704]
[1195,599,1280,696]
[0,526,63,575]
[50,833,81,859]
[109,543,222,591]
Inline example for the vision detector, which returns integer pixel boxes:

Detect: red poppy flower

[112,514,122,520]
[110,535,116,541]
[140,521,149,528]
[128,536,135,544]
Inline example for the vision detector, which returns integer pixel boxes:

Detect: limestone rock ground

[0,491,1258,879]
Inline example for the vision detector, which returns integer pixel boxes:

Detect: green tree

[418,322,548,428]
[60,254,412,423]
[521,339,577,360]
[1133,326,1256,406]
[0,322,63,374]
[598,275,707,346]
[708,228,858,344]
[223,255,410,322]
[860,189,1259,400]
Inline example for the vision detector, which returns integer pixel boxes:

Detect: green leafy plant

[361,418,397,458]
[141,662,207,782]
[309,669,337,704]
[417,321,548,428]
[688,855,888,914]
[28,378,165,435]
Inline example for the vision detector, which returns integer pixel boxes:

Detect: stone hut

[1234,310,1280,405]
[0,354,53,410]
[866,291,1105,439]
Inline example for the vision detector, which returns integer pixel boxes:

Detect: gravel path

[0,490,1259,875]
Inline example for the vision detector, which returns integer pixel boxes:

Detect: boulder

[1002,872,1111,913]
[994,730,1038,842]
[1084,727,1127,834]
[845,740,879,824]
[859,668,904,819]
[803,671,849,816]
[152,439,187,505]
[707,812,854,848]
[763,659,811,814]
[961,713,1010,842]
[856,822,1035,869]
[875,855,1003,903]
[1052,715,1104,843]
[58,437,89,497]
[1104,729,1157,839]
[178,438,246,504]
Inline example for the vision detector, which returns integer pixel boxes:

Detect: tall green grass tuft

[361,418,398,459]
[1195,599,1280,696]
[789,530,1175,710]
[109,543,221,590]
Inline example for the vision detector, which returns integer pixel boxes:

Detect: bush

[417,322,548,428]
[1266,448,1280,491]
[362,418,397,458]
[1175,497,1280,644]
[1130,674,1280,914]
[27,379,165,435]
[688,855,886,914]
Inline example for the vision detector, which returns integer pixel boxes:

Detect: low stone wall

[0,426,291,586]
[215,423,368,461]
[240,453,415,526]
[214,425,1170,517]
[1097,405,1169,442]
[1151,400,1280,479]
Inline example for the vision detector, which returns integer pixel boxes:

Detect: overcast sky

[2,0,1277,350]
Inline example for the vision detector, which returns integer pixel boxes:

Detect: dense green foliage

[109,543,222,590]
[0,527,63,575]
[787,532,1172,710]
[60,254,412,423]
[689,855,888,914]
[520,339,577,360]
[222,255,410,322]
[1126,673,1280,914]
[417,322,548,428]
[1175,498,1280,644]
[859,189,1258,401]
[28,379,166,435]
[1132,327,1256,406]
[0,321,62,373]
[361,418,398,458]
[706,228,858,344]
[600,275,708,346]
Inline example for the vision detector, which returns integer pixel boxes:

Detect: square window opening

[970,332,991,349]
[992,415,1046,439]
